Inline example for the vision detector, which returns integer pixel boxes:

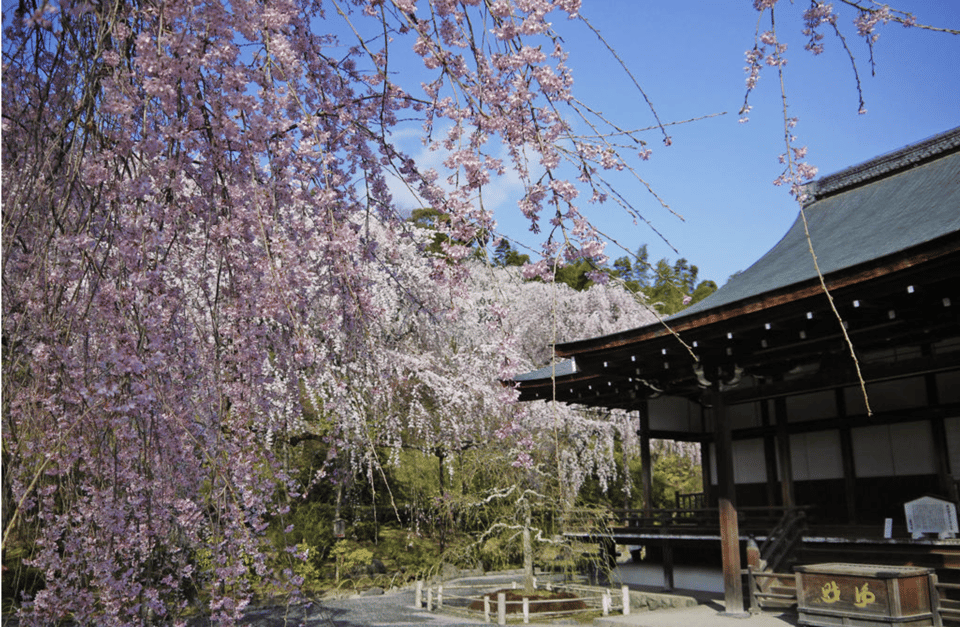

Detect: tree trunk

[523,501,534,595]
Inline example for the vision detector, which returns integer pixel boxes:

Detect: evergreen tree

[493,240,531,267]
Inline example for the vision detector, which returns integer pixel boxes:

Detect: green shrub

[330,540,373,584]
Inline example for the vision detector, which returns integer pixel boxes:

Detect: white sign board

[904,496,959,539]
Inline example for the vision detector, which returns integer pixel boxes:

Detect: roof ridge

[802,126,960,205]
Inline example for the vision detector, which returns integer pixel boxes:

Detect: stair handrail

[759,507,807,574]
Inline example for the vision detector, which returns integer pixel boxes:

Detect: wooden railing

[933,575,960,626]
[675,492,705,510]
[759,507,807,574]
[739,508,808,613]
[608,505,812,536]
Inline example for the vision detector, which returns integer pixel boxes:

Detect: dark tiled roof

[512,358,577,381]
[802,127,960,201]
[671,127,960,318]
[515,127,960,382]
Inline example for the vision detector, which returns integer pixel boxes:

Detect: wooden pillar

[925,363,958,501]
[839,428,858,524]
[662,539,675,591]
[713,381,745,615]
[714,384,737,508]
[701,401,716,508]
[700,439,715,507]
[761,398,780,506]
[931,416,958,502]
[836,388,858,524]
[774,395,795,509]
[638,400,653,514]
[639,400,671,590]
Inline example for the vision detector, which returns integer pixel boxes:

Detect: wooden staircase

[934,576,960,626]
[742,508,960,618]
[746,569,797,613]
[745,508,807,612]
[934,546,960,622]
[761,508,807,574]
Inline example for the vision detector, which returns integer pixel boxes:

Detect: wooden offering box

[796,563,935,627]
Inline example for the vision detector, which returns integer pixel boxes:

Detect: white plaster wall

[648,395,700,432]
[709,432,847,485]
[852,421,935,477]
[707,439,768,486]
[728,401,762,430]
[733,438,767,484]
[789,430,843,480]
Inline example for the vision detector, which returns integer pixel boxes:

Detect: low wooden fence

[414,578,632,624]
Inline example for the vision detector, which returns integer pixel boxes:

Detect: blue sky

[478,1,960,286]
[338,1,959,286]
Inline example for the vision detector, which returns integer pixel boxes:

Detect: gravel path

[254,590,490,626]
[0,575,594,626]
[216,576,583,626]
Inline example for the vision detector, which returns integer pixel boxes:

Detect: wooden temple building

[512,128,960,614]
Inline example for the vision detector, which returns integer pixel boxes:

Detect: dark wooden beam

[638,400,653,515]
[723,350,960,405]
[836,387,858,524]
[648,429,708,442]
[662,539,675,591]
[924,347,959,502]
[774,394,795,509]
[553,238,960,359]
[931,414,958,502]
[761,398,780,506]
[701,416,716,508]
[731,400,960,440]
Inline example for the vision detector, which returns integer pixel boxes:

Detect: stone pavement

[594,602,799,627]
[174,571,802,627]
[223,588,800,627]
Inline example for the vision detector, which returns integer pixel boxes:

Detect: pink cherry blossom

[3,0,945,623]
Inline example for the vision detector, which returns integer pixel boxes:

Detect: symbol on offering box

[854,583,876,609]
[820,581,841,604]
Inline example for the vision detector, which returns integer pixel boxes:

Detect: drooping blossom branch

[745,1,878,418]
[3,0,955,624]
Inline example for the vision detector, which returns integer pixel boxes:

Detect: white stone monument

[904,496,958,539]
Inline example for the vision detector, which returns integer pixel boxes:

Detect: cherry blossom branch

[576,14,671,145]
[768,6,873,416]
